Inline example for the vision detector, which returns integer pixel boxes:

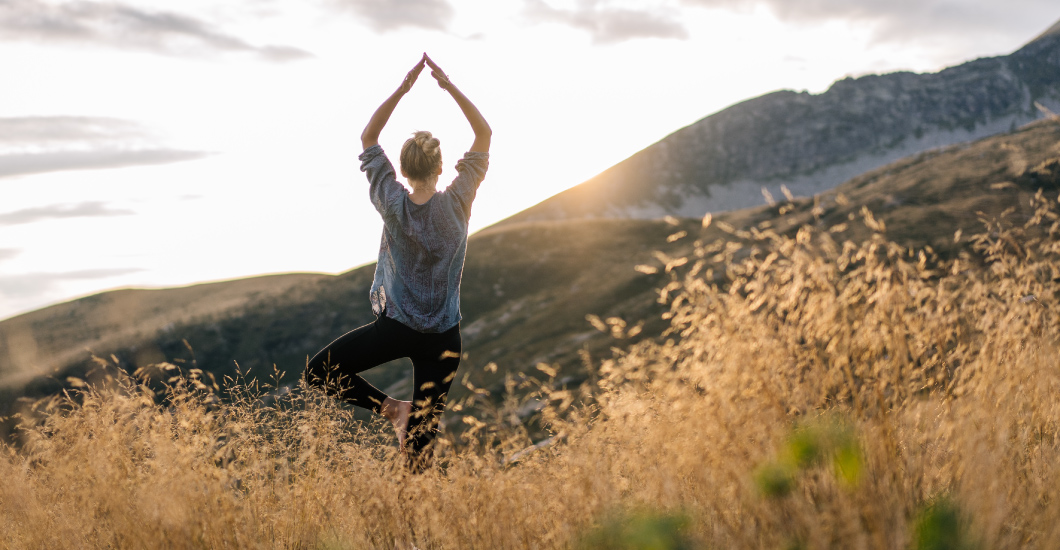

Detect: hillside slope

[2,120,1058,440]
[501,19,1060,225]
[0,273,332,389]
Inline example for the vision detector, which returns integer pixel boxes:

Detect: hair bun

[413,130,441,157]
[400,130,444,185]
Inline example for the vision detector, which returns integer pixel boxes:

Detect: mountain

[1031,18,1060,43]
[500,19,1060,225]
[3,118,1058,441]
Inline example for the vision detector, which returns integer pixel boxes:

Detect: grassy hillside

[3,143,1059,548]
[0,218,680,437]
[0,272,333,389]
[1,119,1059,441]
[729,118,1060,254]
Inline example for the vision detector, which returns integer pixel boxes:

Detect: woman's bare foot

[382,397,412,449]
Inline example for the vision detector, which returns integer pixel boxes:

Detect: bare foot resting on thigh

[382,397,412,449]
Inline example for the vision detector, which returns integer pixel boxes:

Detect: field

[2,173,1060,549]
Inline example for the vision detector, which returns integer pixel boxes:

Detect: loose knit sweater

[359,144,489,333]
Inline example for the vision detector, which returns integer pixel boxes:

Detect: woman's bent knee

[304,357,334,391]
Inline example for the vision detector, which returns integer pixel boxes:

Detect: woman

[305,53,491,472]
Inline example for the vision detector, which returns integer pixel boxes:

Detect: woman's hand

[361,54,426,150]
[399,55,427,94]
[422,52,491,153]
[424,54,452,91]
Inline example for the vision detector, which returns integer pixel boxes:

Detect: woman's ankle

[381,397,400,420]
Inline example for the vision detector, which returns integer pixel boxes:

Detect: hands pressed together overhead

[400,53,452,94]
[363,52,491,153]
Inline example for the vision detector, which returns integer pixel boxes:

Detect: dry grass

[3,191,1060,550]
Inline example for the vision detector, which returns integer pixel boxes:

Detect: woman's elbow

[471,131,491,153]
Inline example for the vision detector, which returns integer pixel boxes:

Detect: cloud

[0,116,209,179]
[0,201,134,226]
[681,0,1057,45]
[0,249,19,262]
[0,116,150,146]
[524,0,689,44]
[332,0,454,32]
[0,0,313,61]
[0,268,143,298]
[0,149,210,179]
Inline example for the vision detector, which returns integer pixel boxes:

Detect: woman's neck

[409,185,437,205]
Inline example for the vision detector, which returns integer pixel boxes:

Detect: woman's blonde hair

[400,131,442,187]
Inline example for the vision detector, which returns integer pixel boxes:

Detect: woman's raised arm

[360,55,426,150]
[424,54,492,153]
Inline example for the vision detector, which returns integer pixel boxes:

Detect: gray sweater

[358,144,489,333]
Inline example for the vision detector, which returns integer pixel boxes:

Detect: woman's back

[360,144,489,332]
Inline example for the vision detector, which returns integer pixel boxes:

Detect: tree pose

[305,53,491,472]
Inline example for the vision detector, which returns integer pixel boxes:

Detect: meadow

[2,186,1059,550]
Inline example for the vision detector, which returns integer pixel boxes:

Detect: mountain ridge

[1027,18,1060,45]
[498,18,1060,226]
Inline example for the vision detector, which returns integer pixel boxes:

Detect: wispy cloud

[0,116,149,146]
[524,0,689,44]
[0,116,209,179]
[682,0,1057,45]
[0,268,143,298]
[330,0,455,32]
[0,0,312,61]
[0,149,208,179]
[0,201,133,226]
[0,249,19,262]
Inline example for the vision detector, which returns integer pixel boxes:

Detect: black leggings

[304,313,461,470]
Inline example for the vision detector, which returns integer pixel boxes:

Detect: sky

[1,0,1057,321]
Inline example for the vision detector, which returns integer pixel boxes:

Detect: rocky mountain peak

[1025,17,1060,47]
[499,19,1060,226]
[1013,17,1060,59]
